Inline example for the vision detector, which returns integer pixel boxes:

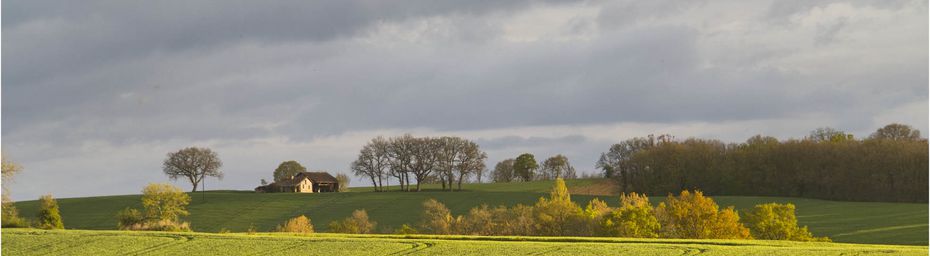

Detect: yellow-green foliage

[115,207,143,230]
[458,204,494,235]
[533,178,585,236]
[36,195,64,229]
[420,198,454,234]
[743,203,830,242]
[2,200,29,228]
[601,193,660,238]
[583,198,611,236]
[141,183,191,222]
[328,209,376,234]
[394,224,418,234]
[655,190,750,239]
[276,215,314,233]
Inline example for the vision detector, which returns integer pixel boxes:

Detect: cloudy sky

[2,0,927,200]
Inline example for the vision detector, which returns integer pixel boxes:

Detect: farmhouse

[255,172,340,193]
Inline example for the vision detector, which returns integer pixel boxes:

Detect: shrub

[420,199,454,234]
[533,178,585,236]
[394,224,418,234]
[116,207,144,230]
[276,215,314,233]
[36,194,64,229]
[583,198,612,236]
[329,209,377,234]
[336,174,350,192]
[601,193,660,238]
[247,223,257,235]
[743,203,829,242]
[136,220,192,232]
[2,201,29,228]
[458,204,495,235]
[141,183,191,222]
[655,190,750,239]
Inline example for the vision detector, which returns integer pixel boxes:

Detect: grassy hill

[4,229,927,256]
[12,179,928,245]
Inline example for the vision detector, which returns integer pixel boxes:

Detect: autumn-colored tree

[601,193,660,238]
[743,203,828,241]
[655,190,750,239]
[534,178,584,236]
[37,194,64,229]
[458,204,495,235]
[582,198,612,236]
[328,209,376,234]
[276,215,314,233]
[420,199,454,234]
[142,183,191,222]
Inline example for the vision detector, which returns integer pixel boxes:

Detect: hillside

[12,179,928,245]
[5,229,928,256]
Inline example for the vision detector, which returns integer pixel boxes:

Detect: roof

[270,172,339,187]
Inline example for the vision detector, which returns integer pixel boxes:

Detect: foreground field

[3,229,926,256]
[13,179,928,245]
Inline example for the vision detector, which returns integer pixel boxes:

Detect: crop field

[3,229,927,256]
[13,179,928,245]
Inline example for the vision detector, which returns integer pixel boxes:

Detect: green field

[3,229,927,255]
[12,179,928,245]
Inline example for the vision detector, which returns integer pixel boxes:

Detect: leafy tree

[870,123,922,141]
[336,173,350,192]
[655,190,750,239]
[274,160,307,182]
[163,147,223,192]
[601,193,660,238]
[458,204,495,235]
[743,203,828,241]
[37,194,64,229]
[276,215,314,233]
[533,178,584,236]
[541,154,576,180]
[141,183,191,222]
[420,198,454,234]
[492,159,515,183]
[582,198,611,236]
[513,153,538,182]
[328,209,376,234]
[596,137,654,192]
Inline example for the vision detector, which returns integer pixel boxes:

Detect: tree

[533,178,584,236]
[328,209,377,234]
[276,215,314,233]
[743,203,827,241]
[1,154,27,228]
[163,147,223,192]
[336,173,350,192]
[408,137,440,192]
[141,183,191,222]
[807,127,851,142]
[870,123,922,141]
[455,140,487,190]
[513,153,538,182]
[116,207,144,230]
[541,154,576,180]
[492,159,515,183]
[596,137,654,192]
[654,190,750,239]
[352,137,391,192]
[274,160,307,182]
[37,194,64,229]
[601,193,660,238]
[420,198,454,234]
[387,135,416,191]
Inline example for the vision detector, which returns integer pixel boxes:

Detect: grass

[11,179,928,245]
[3,229,927,256]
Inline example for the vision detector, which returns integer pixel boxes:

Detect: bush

[141,183,191,222]
[583,198,612,236]
[336,174,350,192]
[394,224,418,234]
[276,215,314,233]
[655,190,750,239]
[743,203,829,242]
[2,201,29,228]
[458,204,494,235]
[601,193,660,238]
[420,199,454,234]
[36,194,64,229]
[116,207,144,230]
[328,209,377,234]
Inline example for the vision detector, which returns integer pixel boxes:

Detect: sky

[2,0,927,200]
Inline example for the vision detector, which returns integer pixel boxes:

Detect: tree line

[489,153,578,182]
[351,135,488,192]
[596,123,928,203]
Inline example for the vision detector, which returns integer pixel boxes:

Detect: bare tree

[351,137,391,192]
[435,136,466,191]
[541,154,576,180]
[162,147,223,192]
[492,159,515,183]
[408,137,440,192]
[455,140,487,190]
[388,135,416,191]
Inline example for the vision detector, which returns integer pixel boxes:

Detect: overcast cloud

[3,0,927,200]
